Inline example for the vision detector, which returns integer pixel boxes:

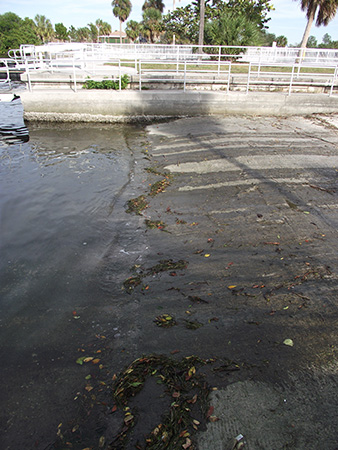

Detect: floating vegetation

[110,354,210,449]
[126,195,148,215]
[184,320,204,330]
[154,314,177,328]
[145,219,166,231]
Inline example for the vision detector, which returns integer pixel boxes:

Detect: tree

[205,11,264,47]
[88,23,98,41]
[295,0,338,48]
[227,0,273,29]
[76,27,90,42]
[0,12,40,55]
[112,0,132,43]
[307,34,318,47]
[198,0,206,49]
[55,23,69,41]
[125,20,142,41]
[276,35,288,46]
[95,19,112,40]
[163,0,273,45]
[34,14,54,43]
[162,5,199,43]
[142,7,163,42]
[142,0,165,13]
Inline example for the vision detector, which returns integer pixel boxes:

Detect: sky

[1,0,338,46]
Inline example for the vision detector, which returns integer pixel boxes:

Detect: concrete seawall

[20,89,338,122]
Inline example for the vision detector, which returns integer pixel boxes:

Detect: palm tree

[142,7,162,42]
[112,0,132,44]
[95,19,112,42]
[296,0,338,48]
[34,14,54,43]
[142,0,165,13]
[198,0,205,52]
[125,20,142,41]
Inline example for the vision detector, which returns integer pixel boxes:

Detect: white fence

[8,43,338,66]
[1,43,338,95]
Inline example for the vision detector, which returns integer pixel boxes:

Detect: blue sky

[1,0,338,46]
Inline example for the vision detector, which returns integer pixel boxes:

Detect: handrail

[2,49,338,96]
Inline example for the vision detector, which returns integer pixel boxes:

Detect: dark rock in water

[0,95,29,144]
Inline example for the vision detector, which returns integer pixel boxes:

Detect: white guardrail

[1,43,338,95]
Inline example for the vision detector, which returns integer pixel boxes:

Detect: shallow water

[0,102,145,448]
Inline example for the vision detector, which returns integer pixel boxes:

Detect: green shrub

[82,74,129,90]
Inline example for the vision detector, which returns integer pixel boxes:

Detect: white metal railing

[9,43,338,66]
[2,44,338,96]
[137,60,338,95]
[0,59,21,89]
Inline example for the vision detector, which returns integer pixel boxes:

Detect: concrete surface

[20,89,338,121]
[137,115,338,449]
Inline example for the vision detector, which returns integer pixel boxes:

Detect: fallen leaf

[206,406,214,418]
[209,415,220,422]
[182,438,192,449]
[76,356,88,365]
[228,285,237,289]
[283,338,294,347]
[204,254,210,257]
[92,358,100,364]
[179,430,188,438]
[124,413,134,425]
[83,357,94,363]
[187,394,198,404]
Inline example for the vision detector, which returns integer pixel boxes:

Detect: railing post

[329,65,338,96]
[119,60,121,91]
[289,64,295,96]
[246,62,251,94]
[73,60,77,92]
[227,61,231,94]
[218,46,221,76]
[184,60,187,91]
[258,47,262,77]
[25,58,32,92]
[139,60,142,91]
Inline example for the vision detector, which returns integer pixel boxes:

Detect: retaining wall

[20,89,338,122]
